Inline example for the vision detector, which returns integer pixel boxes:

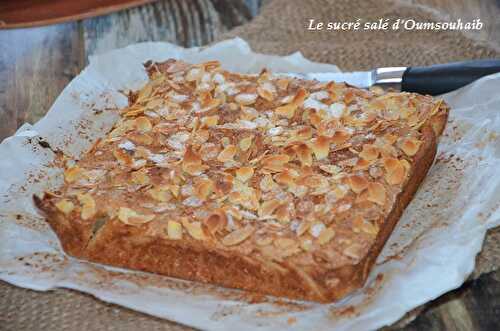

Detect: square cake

[35,59,449,302]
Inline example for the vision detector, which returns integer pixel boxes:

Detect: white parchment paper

[1,38,500,331]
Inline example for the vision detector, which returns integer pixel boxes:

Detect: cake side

[34,59,449,302]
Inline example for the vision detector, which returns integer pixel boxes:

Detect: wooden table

[1,1,499,330]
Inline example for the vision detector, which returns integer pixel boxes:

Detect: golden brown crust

[34,60,449,302]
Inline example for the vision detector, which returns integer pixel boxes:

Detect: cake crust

[34,59,449,302]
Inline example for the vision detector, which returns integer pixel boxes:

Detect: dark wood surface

[0,0,499,330]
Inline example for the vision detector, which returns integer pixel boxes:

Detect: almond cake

[35,59,449,302]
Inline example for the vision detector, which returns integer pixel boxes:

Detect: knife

[289,59,500,95]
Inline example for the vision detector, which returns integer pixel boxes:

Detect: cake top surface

[53,59,445,271]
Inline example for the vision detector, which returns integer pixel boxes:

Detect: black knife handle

[401,59,500,95]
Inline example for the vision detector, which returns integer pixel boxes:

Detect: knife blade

[282,59,500,96]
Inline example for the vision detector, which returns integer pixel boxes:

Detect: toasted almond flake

[296,222,311,236]
[310,222,325,238]
[113,149,133,166]
[186,67,203,82]
[275,170,295,187]
[221,225,254,246]
[401,138,421,156]
[77,193,96,220]
[118,140,136,151]
[167,220,182,240]
[348,175,369,194]
[295,143,313,166]
[235,167,254,182]
[300,239,313,251]
[64,166,84,183]
[194,179,214,201]
[276,78,289,90]
[359,144,379,161]
[55,199,74,215]
[261,154,290,168]
[292,88,308,106]
[383,157,406,185]
[260,174,277,192]
[118,207,155,226]
[131,169,150,186]
[259,200,281,217]
[182,218,206,240]
[205,211,227,234]
[275,238,296,249]
[330,130,351,145]
[148,186,171,202]
[257,86,274,102]
[128,132,153,145]
[239,136,253,151]
[255,236,273,246]
[327,102,345,118]
[201,115,219,127]
[235,93,257,105]
[311,136,330,160]
[275,103,297,119]
[367,182,386,206]
[317,228,335,245]
[135,116,153,133]
[217,144,238,163]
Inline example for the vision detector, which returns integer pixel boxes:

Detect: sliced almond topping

[383,157,406,185]
[275,238,296,249]
[131,169,150,186]
[113,149,133,166]
[235,93,257,106]
[383,133,398,145]
[295,143,313,166]
[260,174,277,192]
[317,228,335,245]
[275,103,297,119]
[255,236,273,246]
[359,144,379,161]
[64,166,84,183]
[309,222,325,238]
[348,175,369,194]
[217,144,238,163]
[221,225,254,246]
[276,78,289,90]
[353,216,379,236]
[135,116,153,133]
[292,88,308,106]
[182,218,206,240]
[257,85,274,102]
[239,136,253,151]
[261,154,290,171]
[128,132,153,145]
[275,170,296,188]
[330,130,351,145]
[401,138,421,156]
[182,146,207,175]
[300,238,313,251]
[205,211,227,235]
[55,199,75,215]
[118,207,155,226]
[148,186,172,202]
[201,115,219,127]
[194,178,214,201]
[167,220,183,240]
[367,182,386,206]
[296,222,311,236]
[275,204,291,223]
[77,193,96,220]
[311,136,330,160]
[259,200,281,218]
[235,167,254,182]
